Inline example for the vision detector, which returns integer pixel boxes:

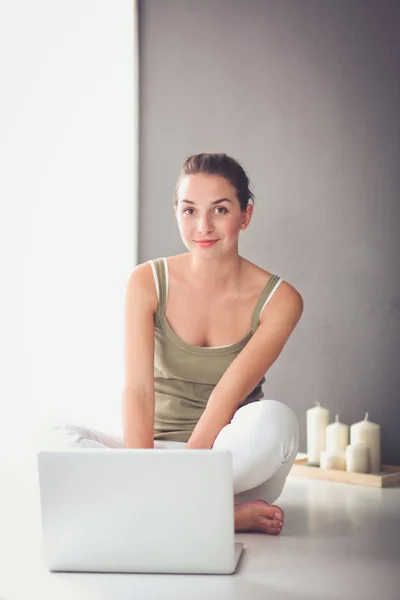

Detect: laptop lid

[37,449,243,575]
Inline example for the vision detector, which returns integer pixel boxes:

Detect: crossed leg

[42,399,298,535]
[213,399,299,534]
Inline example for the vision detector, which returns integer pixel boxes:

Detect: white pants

[43,399,299,505]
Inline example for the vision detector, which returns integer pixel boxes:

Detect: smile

[195,240,219,247]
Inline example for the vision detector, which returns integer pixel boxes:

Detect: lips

[196,239,219,246]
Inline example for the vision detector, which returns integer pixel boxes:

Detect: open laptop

[37,448,244,575]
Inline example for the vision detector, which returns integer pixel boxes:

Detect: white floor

[1,453,399,600]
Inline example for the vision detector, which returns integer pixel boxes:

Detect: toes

[259,517,283,534]
[253,500,284,521]
[271,505,284,521]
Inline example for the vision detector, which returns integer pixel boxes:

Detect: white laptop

[37,449,244,575]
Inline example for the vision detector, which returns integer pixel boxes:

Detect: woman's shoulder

[129,260,160,314]
[242,258,303,319]
[241,257,273,286]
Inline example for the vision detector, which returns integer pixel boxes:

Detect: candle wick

[335,414,339,422]
[365,412,369,421]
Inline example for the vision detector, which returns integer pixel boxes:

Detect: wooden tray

[290,457,400,488]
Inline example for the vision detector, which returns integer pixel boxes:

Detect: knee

[51,420,76,432]
[37,420,82,450]
[238,400,298,473]
[233,399,298,442]
[213,399,299,493]
[249,399,299,462]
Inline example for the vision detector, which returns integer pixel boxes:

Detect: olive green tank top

[149,257,283,442]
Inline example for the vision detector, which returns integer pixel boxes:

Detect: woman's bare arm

[122,263,157,448]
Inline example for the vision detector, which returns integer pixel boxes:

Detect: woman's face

[175,173,252,253]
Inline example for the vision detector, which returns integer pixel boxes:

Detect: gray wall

[139,0,400,464]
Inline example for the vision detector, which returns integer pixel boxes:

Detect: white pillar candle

[307,402,330,465]
[350,413,381,473]
[320,448,346,470]
[326,414,349,452]
[346,442,368,473]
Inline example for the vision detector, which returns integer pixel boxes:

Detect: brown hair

[173,153,255,212]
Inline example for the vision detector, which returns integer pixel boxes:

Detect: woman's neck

[184,251,245,294]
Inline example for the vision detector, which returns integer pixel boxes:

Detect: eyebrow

[180,198,233,205]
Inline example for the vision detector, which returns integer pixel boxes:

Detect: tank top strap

[250,274,282,333]
[149,257,168,323]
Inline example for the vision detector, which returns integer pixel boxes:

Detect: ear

[240,203,253,230]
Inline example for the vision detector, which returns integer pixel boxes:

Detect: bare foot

[234,500,284,535]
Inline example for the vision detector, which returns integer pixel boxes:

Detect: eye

[182,207,228,215]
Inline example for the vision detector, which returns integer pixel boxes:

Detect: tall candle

[326,414,349,452]
[350,413,381,473]
[307,402,330,465]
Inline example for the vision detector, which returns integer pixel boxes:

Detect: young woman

[51,153,303,535]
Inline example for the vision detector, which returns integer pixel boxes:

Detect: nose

[197,214,214,236]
